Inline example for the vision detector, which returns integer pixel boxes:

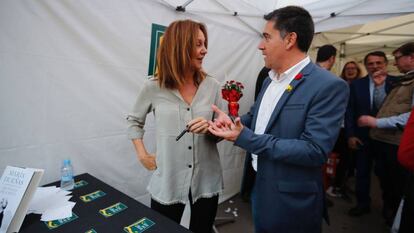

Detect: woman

[127,20,223,233]
[327,61,363,199]
[340,61,362,84]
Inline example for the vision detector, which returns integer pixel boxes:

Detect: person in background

[315,44,339,207]
[241,66,271,202]
[398,106,414,233]
[358,42,414,226]
[316,44,337,71]
[254,67,271,101]
[208,6,349,232]
[345,51,397,217]
[399,107,414,170]
[326,61,363,199]
[127,19,223,233]
[341,61,362,84]
[393,44,414,233]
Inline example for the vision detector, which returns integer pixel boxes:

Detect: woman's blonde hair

[340,61,362,81]
[156,19,208,89]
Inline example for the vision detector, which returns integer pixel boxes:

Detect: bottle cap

[63,159,71,166]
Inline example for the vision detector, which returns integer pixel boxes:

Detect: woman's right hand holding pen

[187,117,209,134]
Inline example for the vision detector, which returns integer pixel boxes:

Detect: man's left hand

[372,70,387,86]
[208,117,243,142]
[358,115,377,128]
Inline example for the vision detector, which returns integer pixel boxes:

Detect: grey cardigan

[127,76,224,204]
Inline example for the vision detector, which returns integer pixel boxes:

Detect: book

[0,166,44,233]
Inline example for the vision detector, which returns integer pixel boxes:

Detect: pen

[176,128,189,141]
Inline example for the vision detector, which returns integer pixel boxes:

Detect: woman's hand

[188,117,209,134]
[139,153,157,170]
[132,139,157,171]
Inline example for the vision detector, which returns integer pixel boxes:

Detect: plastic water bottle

[60,159,74,190]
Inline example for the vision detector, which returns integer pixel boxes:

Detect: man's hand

[358,115,377,128]
[372,69,387,86]
[139,153,157,170]
[211,104,233,128]
[348,137,363,150]
[188,117,208,134]
[208,117,243,142]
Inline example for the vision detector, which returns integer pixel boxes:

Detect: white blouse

[127,76,224,204]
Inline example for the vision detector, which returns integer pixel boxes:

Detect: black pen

[176,128,189,141]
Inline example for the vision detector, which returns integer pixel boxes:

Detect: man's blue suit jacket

[235,62,349,233]
[345,75,396,142]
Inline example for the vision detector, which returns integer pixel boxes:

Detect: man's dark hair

[364,51,388,64]
[316,44,337,62]
[264,6,314,52]
[393,42,414,56]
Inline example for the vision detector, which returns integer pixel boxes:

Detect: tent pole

[339,43,346,74]
[346,45,400,58]
[322,31,414,37]
[330,20,414,45]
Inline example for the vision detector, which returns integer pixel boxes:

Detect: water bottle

[60,159,74,190]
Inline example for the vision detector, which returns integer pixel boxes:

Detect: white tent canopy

[165,0,414,70]
[167,0,414,33]
[1,0,413,220]
[312,13,414,65]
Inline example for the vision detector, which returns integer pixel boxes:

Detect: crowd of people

[317,43,414,232]
[126,5,413,233]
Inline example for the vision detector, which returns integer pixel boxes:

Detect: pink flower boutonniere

[294,73,303,80]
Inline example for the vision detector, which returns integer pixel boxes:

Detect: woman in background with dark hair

[127,19,223,233]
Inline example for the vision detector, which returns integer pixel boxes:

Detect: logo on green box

[99,202,128,217]
[44,213,78,229]
[79,190,106,202]
[123,217,155,233]
[74,180,88,189]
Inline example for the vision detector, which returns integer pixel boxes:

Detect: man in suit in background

[345,51,396,217]
[357,43,414,225]
[208,6,349,233]
[316,44,337,71]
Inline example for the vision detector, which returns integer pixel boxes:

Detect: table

[20,173,192,233]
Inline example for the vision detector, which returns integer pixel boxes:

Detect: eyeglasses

[394,54,407,62]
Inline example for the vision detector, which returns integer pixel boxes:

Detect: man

[208,6,349,233]
[315,44,340,205]
[345,51,396,217]
[316,44,337,71]
[357,42,414,224]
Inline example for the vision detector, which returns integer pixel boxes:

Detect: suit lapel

[251,78,271,131]
[360,77,371,111]
[264,62,314,133]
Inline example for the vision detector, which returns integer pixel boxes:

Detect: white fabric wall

[0,0,264,206]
